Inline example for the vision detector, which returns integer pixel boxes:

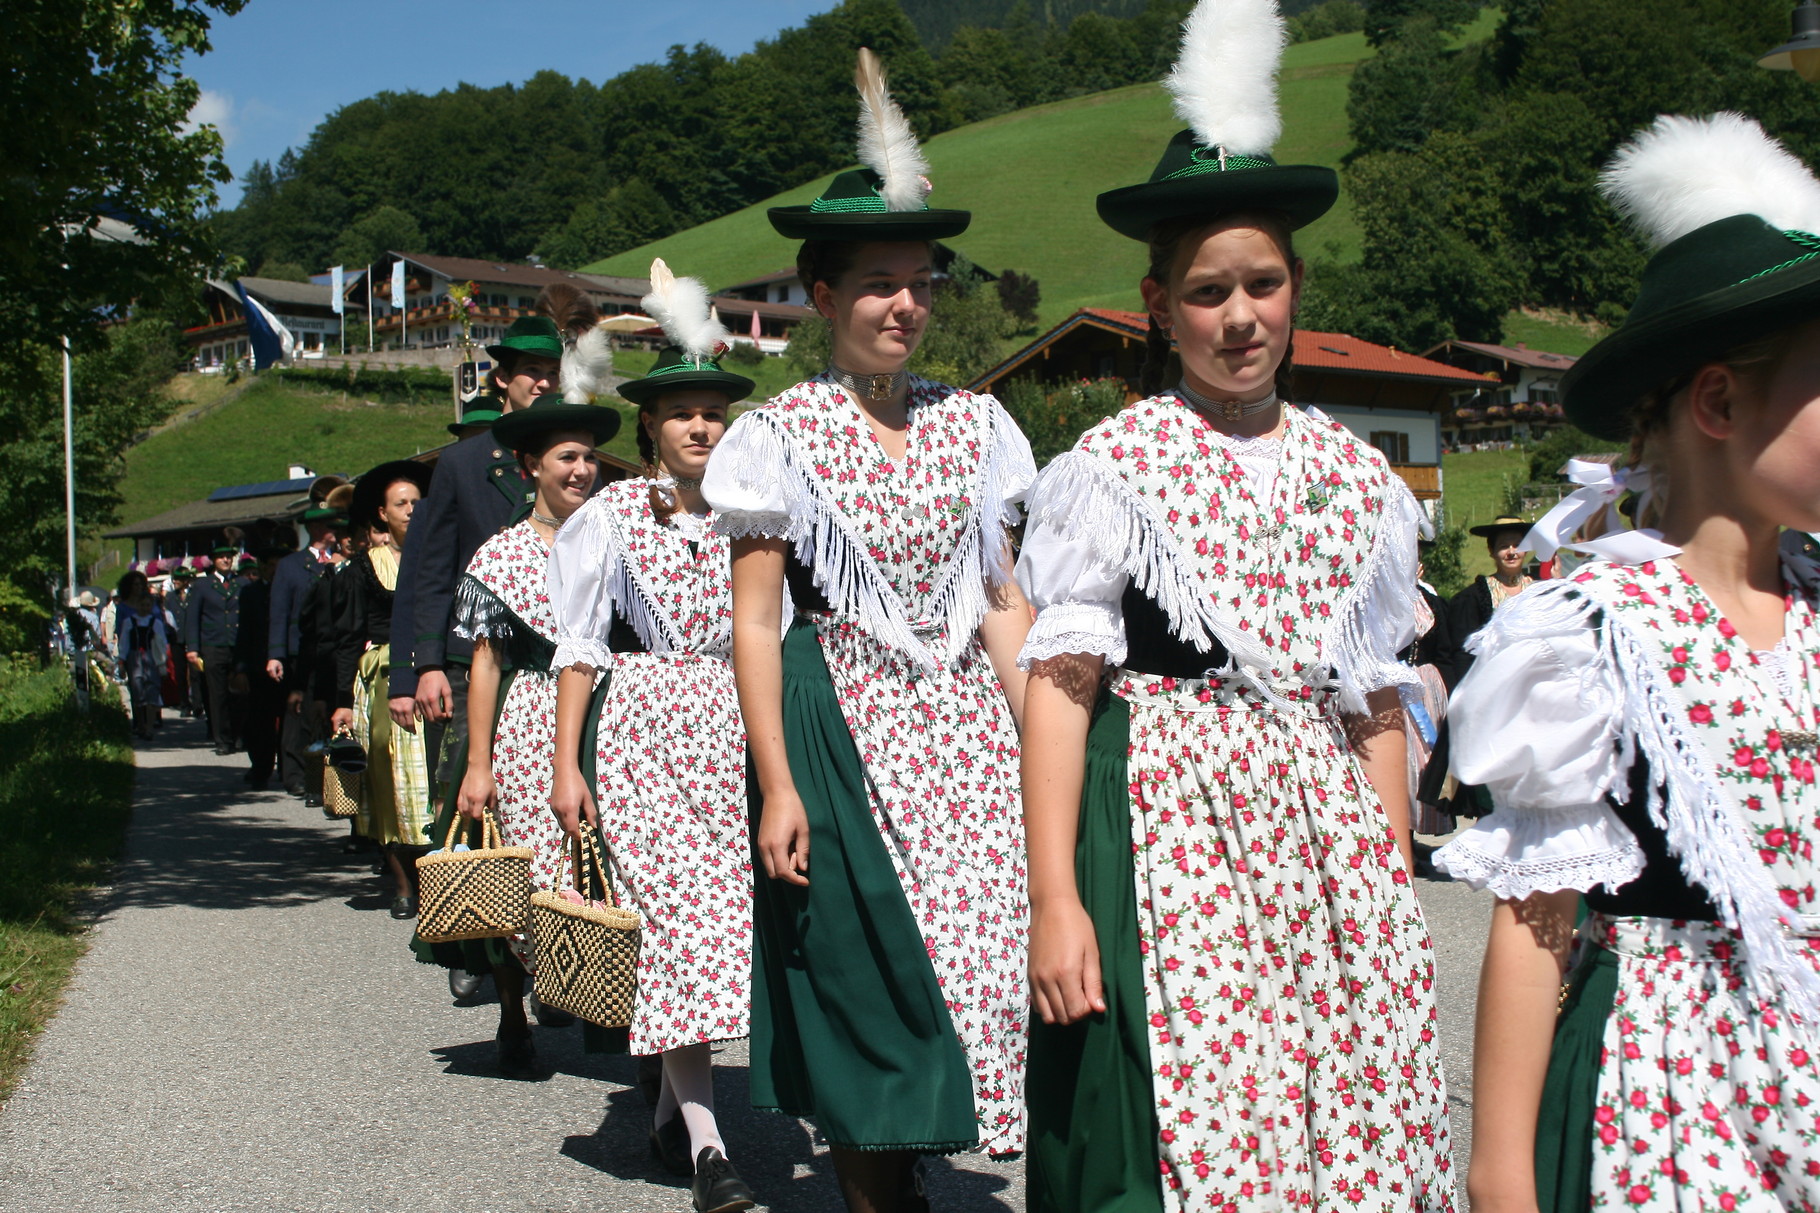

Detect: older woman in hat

[331,459,434,918]
[1437,113,1820,1213]
[703,51,1035,1211]
[1014,3,1453,1209]
[1448,514,1536,676]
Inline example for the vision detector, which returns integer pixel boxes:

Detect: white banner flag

[390,260,405,309]
[329,265,345,315]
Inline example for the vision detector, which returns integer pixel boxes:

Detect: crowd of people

[73,3,1820,1211]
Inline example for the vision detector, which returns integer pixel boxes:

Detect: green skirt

[1027,691,1163,1213]
[747,620,978,1153]
[1535,943,1618,1213]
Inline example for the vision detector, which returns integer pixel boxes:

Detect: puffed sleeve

[1432,605,1645,899]
[1014,453,1130,669]
[702,412,793,539]
[547,501,617,671]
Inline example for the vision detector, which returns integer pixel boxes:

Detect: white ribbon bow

[1522,459,1681,564]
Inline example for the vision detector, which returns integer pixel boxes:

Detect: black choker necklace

[829,364,907,402]
[1175,380,1281,424]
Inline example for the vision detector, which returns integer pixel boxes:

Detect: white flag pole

[365,264,373,350]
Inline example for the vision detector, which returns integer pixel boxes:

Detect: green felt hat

[484,316,564,363]
[1096,130,1338,242]
[447,406,501,436]
[490,397,622,454]
[172,566,195,579]
[769,170,970,242]
[618,347,756,407]
[210,544,238,557]
[301,505,345,523]
[1562,214,1820,440]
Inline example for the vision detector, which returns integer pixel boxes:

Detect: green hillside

[587,31,1376,325]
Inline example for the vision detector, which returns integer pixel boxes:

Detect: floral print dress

[1017,396,1455,1211]
[451,520,571,890]
[702,373,1037,1155]
[549,479,751,1055]
[1436,551,1820,1210]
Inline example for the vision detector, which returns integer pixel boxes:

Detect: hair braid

[635,402,681,526]
[1140,314,1174,397]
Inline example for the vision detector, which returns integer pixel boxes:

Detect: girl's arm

[1022,653,1105,1026]
[456,640,501,821]
[730,538,808,887]
[1347,686,1414,872]
[1468,890,1579,1213]
[549,663,598,839]
[977,532,1033,731]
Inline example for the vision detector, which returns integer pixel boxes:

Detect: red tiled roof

[1078,309,1493,384]
[1427,338,1578,370]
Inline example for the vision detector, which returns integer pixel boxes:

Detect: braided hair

[634,403,682,527]
[1140,212,1300,403]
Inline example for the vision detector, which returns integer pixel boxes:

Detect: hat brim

[767,207,971,241]
[490,403,623,453]
[618,369,757,407]
[484,339,565,363]
[1468,522,1531,538]
[1562,259,1820,440]
[1095,165,1339,241]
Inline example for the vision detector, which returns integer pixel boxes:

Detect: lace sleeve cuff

[711,510,795,540]
[552,637,612,672]
[1432,802,1645,899]
[1017,601,1127,670]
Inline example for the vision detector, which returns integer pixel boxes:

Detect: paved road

[0,715,1490,1212]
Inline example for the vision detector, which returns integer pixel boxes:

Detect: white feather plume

[1164,0,1286,156]
[641,257,727,363]
[1601,112,1820,248]
[854,47,930,211]
[560,323,612,404]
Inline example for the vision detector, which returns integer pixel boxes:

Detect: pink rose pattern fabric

[1569,558,1820,1209]
[464,521,570,890]
[741,377,1029,1155]
[1076,398,1455,1210]
[581,481,751,1055]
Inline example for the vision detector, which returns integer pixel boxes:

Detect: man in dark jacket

[184,544,245,755]
[387,317,567,788]
[236,547,290,790]
[266,491,346,799]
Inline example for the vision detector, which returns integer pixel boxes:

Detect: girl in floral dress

[548,261,759,1213]
[1017,4,1453,1210]
[1435,113,1820,1213]
[418,392,613,1079]
[701,50,1035,1213]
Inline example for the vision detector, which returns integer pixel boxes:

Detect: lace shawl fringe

[1319,478,1424,715]
[451,575,517,646]
[1477,582,1820,1023]
[711,394,1030,670]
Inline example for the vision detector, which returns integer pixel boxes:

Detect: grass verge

[0,661,134,1105]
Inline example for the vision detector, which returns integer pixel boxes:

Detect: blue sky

[185,0,838,207]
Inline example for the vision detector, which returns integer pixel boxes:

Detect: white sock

[663,1043,726,1161]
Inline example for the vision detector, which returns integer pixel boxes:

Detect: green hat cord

[768,49,970,243]
[1096,0,1338,242]
[1562,112,1820,440]
[617,258,757,408]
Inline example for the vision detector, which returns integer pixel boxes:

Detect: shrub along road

[0,714,1486,1211]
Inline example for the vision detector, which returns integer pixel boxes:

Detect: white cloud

[185,89,237,148]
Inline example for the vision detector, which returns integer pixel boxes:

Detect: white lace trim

[1217,434,1284,460]
[552,635,612,671]
[1472,580,1820,1022]
[1017,601,1127,670]
[709,387,1032,670]
[1757,641,1795,699]
[1318,477,1423,715]
[1432,837,1647,901]
[1024,449,1273,676]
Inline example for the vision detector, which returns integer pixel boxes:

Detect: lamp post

[1761,1,1820,82]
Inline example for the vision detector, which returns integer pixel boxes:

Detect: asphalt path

[0,714,1491,1212]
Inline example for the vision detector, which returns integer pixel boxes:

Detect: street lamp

[1761,1,1820,83]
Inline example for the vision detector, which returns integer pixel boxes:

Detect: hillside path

[0,715,1486,1212]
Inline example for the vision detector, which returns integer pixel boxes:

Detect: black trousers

[420,663,470,794]
[277,658,320,794]
[198,644,242,752]
[242,671,284,779]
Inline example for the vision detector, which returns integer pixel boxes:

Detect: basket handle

[442,807,503,853]
[566,828,620,909]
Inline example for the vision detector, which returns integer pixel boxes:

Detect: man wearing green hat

[184,542,246,755]
[387,316,594,797]
[267,483,348,801]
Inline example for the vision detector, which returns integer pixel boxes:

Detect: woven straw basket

[321,754,360,818]
[529,830,640,1028]
[415,811,534,943]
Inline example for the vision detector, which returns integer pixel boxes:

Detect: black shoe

[901,1158,931,1213]
[650,1112,692,1177]
[303,794,324,808]
[528,990,574,1028]
[389,894,418,920]
[637,1052,664,1106]
[448,967,483,1001]
[495,1026,538,1081]
[250,775,270,792]
[690,1148,755,1213]
[285,783,307,799]
[213,746,233,756]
